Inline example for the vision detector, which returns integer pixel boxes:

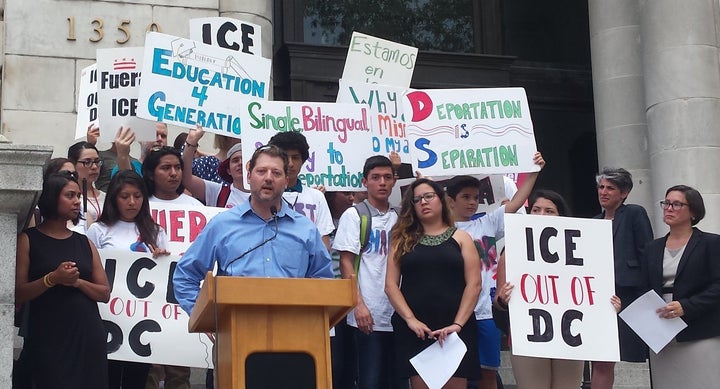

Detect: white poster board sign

[97,47,155,142]
[504,214,619,362]
[401,88,538,176]
[337,79,411,163]
[149,202,226,255]
[137,32,271,136]
[100,250,214,368]
[75,63,98,139]
[239,100,373,191]
[341,32,417,87]
[189,17,263,57]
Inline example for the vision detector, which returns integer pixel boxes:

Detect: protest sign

[149,201,226,255]
[239,100,373,191]
[97,47,156,142]
[100,250,214,368]
[504,214,619,361]
[75,63,98,139]
[189,17,263,57]
[341,32,417,87]
[337,79,411,163]
[402,88,539,176]
[137,32,271,137]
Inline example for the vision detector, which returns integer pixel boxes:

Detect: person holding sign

[494,190,586,389]
[67,141,106,234]
[385,178,481,389]
[15,171,111,388]
[641,185,720,389]
[591,168,653,389]
[86,170,170,389]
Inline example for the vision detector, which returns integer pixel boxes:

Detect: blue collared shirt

[173,199,333,315]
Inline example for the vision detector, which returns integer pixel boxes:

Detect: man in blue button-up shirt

[173,144,333,315]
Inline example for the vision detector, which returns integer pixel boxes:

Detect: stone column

[588,0,655,226]
[640,0,720,234]
[0,143,52,388]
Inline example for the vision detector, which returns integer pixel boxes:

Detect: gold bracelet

[185,141,198,148]
[43,273,55,288]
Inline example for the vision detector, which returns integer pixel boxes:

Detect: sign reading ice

[402,88,539,176]
[137,32,271,137]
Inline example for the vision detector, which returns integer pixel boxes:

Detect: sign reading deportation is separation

[402,88,539,177]
[504,214,620,362]
[239,100,373,191]
[137,32,271,138]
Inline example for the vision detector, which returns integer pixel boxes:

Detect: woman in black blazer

[643,185,720,389]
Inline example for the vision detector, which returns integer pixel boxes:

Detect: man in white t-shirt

[333,155,406,389]
[182,128,249,208]
[445,152,544,389]
[268,131,335,248]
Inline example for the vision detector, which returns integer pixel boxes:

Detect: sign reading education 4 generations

[97,47,156,142]
[100,250,214,368]
[341,32,418,87]
[504,214,619,362]
[137,32,271,137]
[402,88,539,176]
[337,79,410,162]
[239,100,373,190]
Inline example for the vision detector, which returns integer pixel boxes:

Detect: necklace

[419,227,456,246]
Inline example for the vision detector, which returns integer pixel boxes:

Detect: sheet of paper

[619,290,687,353]
[409,332,466,389]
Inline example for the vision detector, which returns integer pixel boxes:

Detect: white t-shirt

[71,191,106,235]
[87,220,169,252]
[332,202,398,332]
[150,194,203,206]
[282,187,335,236]
[456,205,505,320]
[204,181,249,208]
[503,175,526,214]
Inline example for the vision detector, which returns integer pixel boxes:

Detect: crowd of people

[13,123,720,389]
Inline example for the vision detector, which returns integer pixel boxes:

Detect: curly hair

[390,178,454,263]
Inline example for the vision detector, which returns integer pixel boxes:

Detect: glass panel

[304,0,475,53]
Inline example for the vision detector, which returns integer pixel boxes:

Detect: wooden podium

[189,272,357,389]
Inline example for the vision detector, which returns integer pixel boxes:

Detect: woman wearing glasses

[15,171,111,388]
[385,178,481,389]
[591,167,653,389]
[642,185,720,388]
[68,141,106,233]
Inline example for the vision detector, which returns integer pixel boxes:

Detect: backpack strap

[353,200,373,275]
[216,183,232,208]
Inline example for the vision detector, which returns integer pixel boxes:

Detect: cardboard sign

[402,88,539,176]
[96,47,156,142]
[336,79,411,163]
[341,32,418,87]
[137,32,271,136]
[239,100,373,190]
[100,250,214,368]
[504,214,620,362]
[189,17,263,57]
[75,63,98,140]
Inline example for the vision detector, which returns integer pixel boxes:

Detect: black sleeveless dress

[24,228,108,389]
[391,227,480,379]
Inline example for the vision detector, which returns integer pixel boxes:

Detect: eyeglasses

[252,144,286,159]
[660,200,688,210]
[150,146,176,153]
[77,159,103,168]
[412,192,437,204]
[57,170,79,181]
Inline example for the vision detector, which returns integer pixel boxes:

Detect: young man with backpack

[333,155,407,389]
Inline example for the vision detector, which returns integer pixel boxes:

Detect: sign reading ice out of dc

[402,88,539,177]
[75,63,98,140]
[238,100,373,191]
[137,32,271,138]
[504,214,620,362]
[97,47,156,142]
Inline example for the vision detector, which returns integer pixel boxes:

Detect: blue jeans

[354,329,408,389]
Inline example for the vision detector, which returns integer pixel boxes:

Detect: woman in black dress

[385,178,481,389]
[15,171,111,389]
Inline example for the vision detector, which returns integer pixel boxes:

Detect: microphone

[221,205,280,274]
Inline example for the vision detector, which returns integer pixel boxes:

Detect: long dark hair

[98,170,160,247]
[529,189,571,217]
[37,171,80,225]
[390,178,453,263]
[142,146,185,197]
[67,141,99,163]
